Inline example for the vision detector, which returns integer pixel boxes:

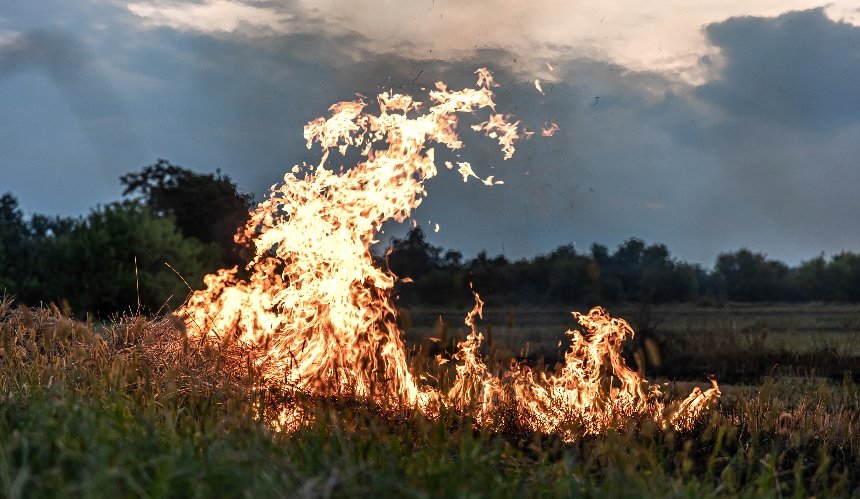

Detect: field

[1,297,858,497]
[401,302,860,382]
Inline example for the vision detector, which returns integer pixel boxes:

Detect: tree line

[3,160,860,317]
[387,229,860,307]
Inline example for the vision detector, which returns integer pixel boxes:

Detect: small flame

[475,67,498,89]
[181,69,718,439]
[471,114,520,160]
[541,122,559,137]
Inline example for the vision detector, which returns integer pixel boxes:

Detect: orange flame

[180,69,718,437]
[541,122,560,137]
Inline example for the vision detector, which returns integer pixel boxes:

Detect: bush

[33,201,220,317]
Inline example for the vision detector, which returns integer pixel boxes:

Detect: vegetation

[46,202,220,315]
[402,303,860,384]
[120,159,254,268]
[2,162,859,495]
[0,161,248,318]
[4,162,860,316]
[388,228,860,307]
[0,298,857,497]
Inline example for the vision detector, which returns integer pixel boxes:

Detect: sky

[2,1,860,267]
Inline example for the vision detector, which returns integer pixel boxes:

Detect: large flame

[181,69,718,437]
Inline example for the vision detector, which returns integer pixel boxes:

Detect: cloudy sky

[2,1,859,266]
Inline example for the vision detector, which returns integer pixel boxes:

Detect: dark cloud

[679,9,860,263]
[4,4,860,266]
[0,31,89,76]
[697,8,860,131]
[0,31,135,132]
[104,9,860,265]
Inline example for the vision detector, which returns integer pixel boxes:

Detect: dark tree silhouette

[714,249,789,302]
[120,159,254,267]
[0,193,31,293]
[387,227,443,279]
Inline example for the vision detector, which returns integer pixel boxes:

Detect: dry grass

[1,298,858,497]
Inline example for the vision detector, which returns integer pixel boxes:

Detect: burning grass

[179,69,718,437]
[0,298,858,496]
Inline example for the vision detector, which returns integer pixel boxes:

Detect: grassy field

[401,303,860,382]
[1,298,858,497]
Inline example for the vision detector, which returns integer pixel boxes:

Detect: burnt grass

[1,300,859,497]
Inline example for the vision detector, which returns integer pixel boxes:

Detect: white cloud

[125,0,860,82]
[127,0,292,34]
[0,28,19,45]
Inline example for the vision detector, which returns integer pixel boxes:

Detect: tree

[120,159,254,266]
[387,227,443,279]
[0,193,31,293]
[546,257,592,304]
[638,244,698,303]
[714,249,788,302]
[591,243,622,302]
[788,255,830,301]
[469,250,510,300]
[825,252,860,302]
[443,250,463,267]
[37,201,220,317]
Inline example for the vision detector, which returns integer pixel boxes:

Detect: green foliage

[387,227,442,278]
[389,233,703,306]
[1,158,254,317]
[386,231,860,307]
[36,201,220,316]
[790,253,860,302]
[0,194,219,317]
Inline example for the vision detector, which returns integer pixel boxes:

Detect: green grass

[1,300,858,497]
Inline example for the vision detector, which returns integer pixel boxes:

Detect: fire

[180,69,718,437]
[541,122,560,137]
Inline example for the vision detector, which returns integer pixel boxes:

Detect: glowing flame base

[181,70,719,438]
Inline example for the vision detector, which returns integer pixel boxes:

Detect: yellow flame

[181,69,718,439]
